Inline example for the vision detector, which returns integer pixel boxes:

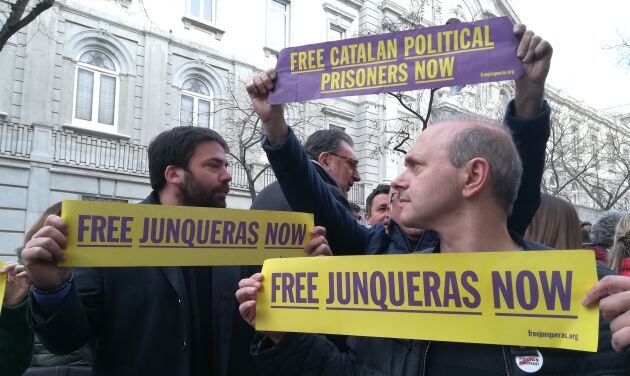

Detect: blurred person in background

[585,211,626,267]
[610,214,630,276]
[581,221,592,243]
[524,193,582,249]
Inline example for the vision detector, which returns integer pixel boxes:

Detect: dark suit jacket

[251,160,350,213]
[28,192,256,376]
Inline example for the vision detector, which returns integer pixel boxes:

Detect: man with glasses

[247,23,551,256]
[251,128,360,215]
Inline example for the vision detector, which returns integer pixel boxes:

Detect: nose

[352,169,361,182]
[391,172,407,192]
[222,166,232,184]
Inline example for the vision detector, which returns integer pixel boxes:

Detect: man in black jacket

[22,127,252,376]
[251,128,359,213]
[20,126,331,376]
[238,24,630,374]
[238,118,630,374]
[247,23,549,258]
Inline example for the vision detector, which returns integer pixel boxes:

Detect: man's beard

[179,173,229,208]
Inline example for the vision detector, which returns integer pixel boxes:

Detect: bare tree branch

[0,0,55,51]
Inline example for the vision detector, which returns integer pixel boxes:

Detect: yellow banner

[0,263,5,316]
[256,250,599,351]
[60,200,313,267]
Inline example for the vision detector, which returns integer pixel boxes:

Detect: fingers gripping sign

[21,215,71,291]
[236,226,332,343]
[583,275,630,352]
[305,226,332,257]
[247,69,290,145]
[1,262,30,308]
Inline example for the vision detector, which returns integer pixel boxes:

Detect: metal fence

[0,121,32,158]
[348,183,366,206]
[12,124,366,204]
[228,162,276,190]
[52,129,149,174]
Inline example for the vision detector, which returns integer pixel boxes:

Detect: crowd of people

[2,24,630,376]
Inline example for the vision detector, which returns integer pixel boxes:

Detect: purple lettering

[211,220,222,244]
[307,272,319,304]
[265,223,278,245]
[91,215,106,242]
[120,217,133,243]
[406,271,423,307]
[370,272,388,310]
[461,271,481,309]
[388,271,405,306]
[278,223,290,245]
[539,271,572,311]
[326,272,335,304]
[222,221,236,244]
[516,271,539,311]
[196,220,210,245]
[291,223,307,245]
[423,271,441,307]
[336,272,351,305]
[78,215,90,242]
[443,271,462,308]
[352,272,369,305]
[492,271,514,309]
[295,272,307,303]
[106,216,120,242]
[181,219,195,247]
[282,273,295,303]
[271,273,281,303]
[247,222,259,245]
[150,218,165,243]
[234,221,248,244]
[165,219,180,243]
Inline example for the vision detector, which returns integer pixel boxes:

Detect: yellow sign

[61,200,314,267]
[0,263,6,316]
[256,250,599,351]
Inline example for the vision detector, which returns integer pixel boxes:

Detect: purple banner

[269,17,523,104]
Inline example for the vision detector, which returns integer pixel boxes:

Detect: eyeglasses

[389,191,399,204]
[329,152,359,170]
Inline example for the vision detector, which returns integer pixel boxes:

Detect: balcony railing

[228,162,276,191]
[52,129,148,174]
[4,123,366,205]
[0,121,32,158]
[348,183,366,206]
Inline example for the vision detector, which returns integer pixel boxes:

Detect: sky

[510,0,630,112]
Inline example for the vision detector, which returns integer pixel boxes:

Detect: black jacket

[251,240,630,376]
[251,160,351,213]
[28,192,257,376]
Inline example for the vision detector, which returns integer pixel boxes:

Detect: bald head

[392,119,523,231]
[439,120,523,215]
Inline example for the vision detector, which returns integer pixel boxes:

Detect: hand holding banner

[60,200,314,267]
[255,250,599,351]
[269,17,522,103]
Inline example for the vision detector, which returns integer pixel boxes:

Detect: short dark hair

[365,184,391,215]
[148,126,228,192]
[303,129,354,160]
[349,202,361,213]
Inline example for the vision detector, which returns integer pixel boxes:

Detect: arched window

[180,77,214,128]
[73,49,119,128]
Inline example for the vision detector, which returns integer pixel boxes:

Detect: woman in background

[611,214,630,276]
[524,193,583,249]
